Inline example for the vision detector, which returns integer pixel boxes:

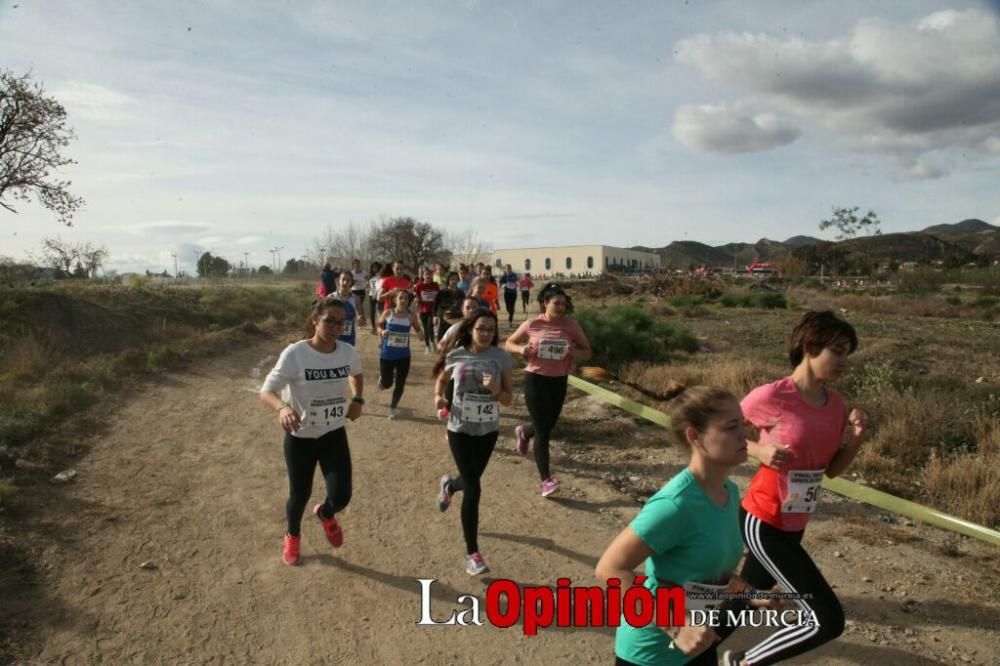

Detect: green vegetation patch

[577,304,698,368]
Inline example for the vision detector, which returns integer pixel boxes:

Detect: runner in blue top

[329,272,358,346]
[498,263,519,328]
[596,385,767,666]
[376,289,423,419]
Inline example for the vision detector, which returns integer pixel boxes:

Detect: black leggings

[379,357,411,408]
[369,297,379,332]
[352,291,366,321]
[734,508,844,665]
[520,290,530,312]
[436,318,452,345]
[523,372,568,481]
[283,428,352,536]
[445,430,498,554]
[503,291,517,323]
[420,312,435,348]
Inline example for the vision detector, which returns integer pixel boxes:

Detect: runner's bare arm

[825,408,869,478]
[594,526,650,585]
[433,368,454,410]
[260,389,300,433]
[504,326,535,358]
[347,373,364,421]
[498,368,513,406]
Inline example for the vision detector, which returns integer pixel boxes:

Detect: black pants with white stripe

[736,508,844,664]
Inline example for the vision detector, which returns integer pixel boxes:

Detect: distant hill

[632,217,998,269]
[921,219,995,234]
[783,235,822,247]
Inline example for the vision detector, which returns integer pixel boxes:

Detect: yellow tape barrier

[567,375,1000,547]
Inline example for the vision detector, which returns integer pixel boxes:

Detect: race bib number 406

[782,469,824,513]
[537,339,568,360]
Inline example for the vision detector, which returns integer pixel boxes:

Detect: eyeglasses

[473,327,496,334]
[319,317,346,327]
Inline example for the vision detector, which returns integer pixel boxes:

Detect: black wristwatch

[351,395,365,405]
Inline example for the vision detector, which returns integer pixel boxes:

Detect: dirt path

[8,326,1000,664]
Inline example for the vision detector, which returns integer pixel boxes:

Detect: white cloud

[672,103,801,154]
[672,8,1000,177]
[51,81,137,122]
[129,221,213,235]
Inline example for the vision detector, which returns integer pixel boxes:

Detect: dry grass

[922,411,1000,528]
[619,357,784,402]
[3,337,50,384]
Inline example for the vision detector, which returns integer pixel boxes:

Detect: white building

[466,245,660,279]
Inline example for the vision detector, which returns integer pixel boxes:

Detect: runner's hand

[278,407,300,433]
[435,395,448,411]
[847,408,869,443]
[672,625,719,656]
[522,342,538,360]
[347,401,362,421]
[756,442,793,470]
[482,371,499,396]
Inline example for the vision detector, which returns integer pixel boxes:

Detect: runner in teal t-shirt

[596,386,749,666]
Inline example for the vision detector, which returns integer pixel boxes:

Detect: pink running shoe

[465,552,490,576]
[437,474,454,512]
[540,477,560,498]
[313,503,344,548]
[283,534,301,566]
[514,425,530,456]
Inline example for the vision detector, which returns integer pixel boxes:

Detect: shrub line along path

[9,323,1000,664]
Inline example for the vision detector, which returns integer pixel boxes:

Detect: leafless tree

[40,236,76,273]
[37,237,108,277]
[78,242,109,278]
[447,227,494,267]
[369,216,450,273]
[311,220,376,268]
[1,70,85,226]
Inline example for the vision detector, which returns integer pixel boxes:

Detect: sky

[1,0,998,274]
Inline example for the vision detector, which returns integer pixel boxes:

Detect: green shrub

[750,292,788,309]
[973,296,998,308]
[576,305,698,368]
[146,345,182,369]
[0,479,16,513]
[668,294,705,307]
[0,409,45,447]
[716,291,787,309]
[44,382,96,417]
[717,292,745,308]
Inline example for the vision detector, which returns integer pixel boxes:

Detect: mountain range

[633,219,999,269]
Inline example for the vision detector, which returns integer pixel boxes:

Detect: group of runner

[261,260,870,665]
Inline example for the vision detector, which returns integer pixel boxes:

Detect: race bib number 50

[782,469,824,513]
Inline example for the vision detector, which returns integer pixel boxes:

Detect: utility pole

[276,246,285,273]
[171,253,178,278]
[243,252,249,275]
[270,248,277,271]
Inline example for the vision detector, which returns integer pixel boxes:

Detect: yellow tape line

[568,375,1000,547]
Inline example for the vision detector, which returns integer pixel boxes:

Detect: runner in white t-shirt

[260,299,364,566]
